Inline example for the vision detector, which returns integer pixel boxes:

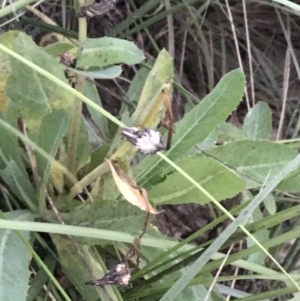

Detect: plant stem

[68,162,110,198]
[66,6,87,180]
[0,0,37,18]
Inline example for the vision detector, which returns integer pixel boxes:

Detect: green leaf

[101,172,119,200]
[159,153,300,301]
[27,253,56,301]
[77,37,145,69]
[0,30,19,51]
[44,42,75,57]
[135,69,246,185]
[0,218,189,250]
[5,32,74,133]
[62,198,148,245]
[217,121,245,142]
[277,170,300,193]
[69,65,123,79]
[131,49,173,127]
[0,31,19,113]
[126,64,151,104]
[206,140,298,190]
[194,129,219,153]
[76,118,91,172]
[109,49,173,160]
[148,157,245,205]
[263,193,277,215]
[89,145,110,172]
[0,159,37,211]
[0,210,34,301]
[35,110,70,185]
[175,285,213,301]
[243,101,272,139]
[246,204,269,265]
[0,113,25,173]
[84,80,109,142]
[51,235,115,301]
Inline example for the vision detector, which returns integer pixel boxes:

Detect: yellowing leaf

[132,49,173,128]
[110,49,173,161]
[0,31,19,113]
[106,159,160,214]
[50,161,65,193]
[50,142,67,193]
[0,79,8,112]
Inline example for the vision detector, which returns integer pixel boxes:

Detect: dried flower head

[121,127,166,155]
[85,263,131,287]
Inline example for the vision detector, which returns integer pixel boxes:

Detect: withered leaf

[106,159,160,214]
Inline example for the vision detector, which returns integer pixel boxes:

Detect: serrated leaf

[107,159,160,214]
[148,157,245,205]
[5,32,74,133]
[206,140,298,190]
[51,235,114,301]
[0,210,35,301]
[135,69,246,185]
[69,65,122,79]
[35,110,69,185]
[62,198,148,245]
[77,37,145,69]
[243,101,272,139]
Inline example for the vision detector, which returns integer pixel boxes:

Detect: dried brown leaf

[106,159,160,214]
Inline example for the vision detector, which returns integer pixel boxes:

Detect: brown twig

[123,187,151,268]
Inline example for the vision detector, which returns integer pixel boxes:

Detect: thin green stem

[68,162,110,198]
[0,218,187,249]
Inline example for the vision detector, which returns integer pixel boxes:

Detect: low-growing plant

[1,7,300,301]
